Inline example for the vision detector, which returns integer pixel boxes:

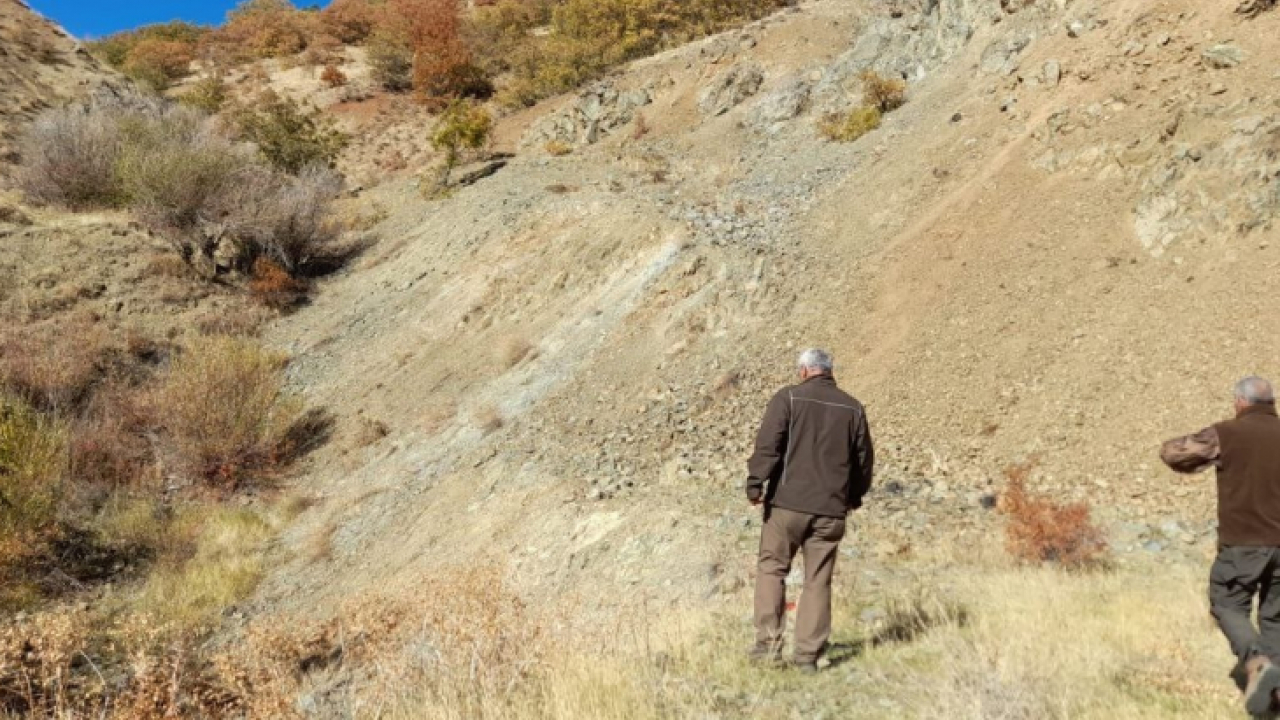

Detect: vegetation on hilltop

[89,0,796,108]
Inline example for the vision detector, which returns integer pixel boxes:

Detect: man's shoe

[747,643,783,665]
[1244,655,1280,715]
[793,661,818,675]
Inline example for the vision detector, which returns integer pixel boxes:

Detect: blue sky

[26,1,321,39]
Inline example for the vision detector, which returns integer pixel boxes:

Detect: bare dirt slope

[0,0,117,173]
[257,0,1280,631]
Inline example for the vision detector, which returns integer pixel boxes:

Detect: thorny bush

[1000,462,1108,569]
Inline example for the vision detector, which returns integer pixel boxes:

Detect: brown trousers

[753,506,846,662]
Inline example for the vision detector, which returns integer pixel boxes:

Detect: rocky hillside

[246,0,1280,630]
[0,0,118,176]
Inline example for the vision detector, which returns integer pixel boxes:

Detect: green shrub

[819,105,881,142]
[366,30,415,92]
[429,100,492,189]
[230,92,348,174]
[114,105,258,233]
[178,74,230,114]
[0,396,67,603]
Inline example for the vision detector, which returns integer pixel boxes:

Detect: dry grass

[544,140,573,157]
[819,105,882,143]
[0,320,110,411]
[128,505,277,633]
[195,305,272,337]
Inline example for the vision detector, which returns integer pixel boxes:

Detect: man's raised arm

[1160,426,1221,474]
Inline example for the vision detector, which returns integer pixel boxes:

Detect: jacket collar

[1238,402,1278,419]
[802,373,836,386]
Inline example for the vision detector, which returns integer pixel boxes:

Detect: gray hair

[1235,376,1275,404]
[797,348,834,373]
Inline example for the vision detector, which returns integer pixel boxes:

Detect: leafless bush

[225,164,344,274]
[16,106,124,209]
[116,106,259,238]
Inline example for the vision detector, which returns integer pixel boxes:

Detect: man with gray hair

[745,348,874,672]
[1162,376,1280,715]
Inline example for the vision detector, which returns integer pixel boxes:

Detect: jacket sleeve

[746,390,790,502]
[849,409,875,507]
[1159,426,1220,474]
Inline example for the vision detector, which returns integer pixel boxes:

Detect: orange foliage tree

[391,0,493,105]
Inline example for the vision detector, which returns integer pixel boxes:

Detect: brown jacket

[1161,403,1280,546]
[746,375,874,518]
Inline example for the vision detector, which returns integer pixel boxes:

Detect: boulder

[1202,43,1246,69]
[750,76,811,128]
[698,63,765,118]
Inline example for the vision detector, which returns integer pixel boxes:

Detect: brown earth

[3,0,1280,696]
[241,0,1280,637]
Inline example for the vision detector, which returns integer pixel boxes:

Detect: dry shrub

[69,384,156,491]
[464,0,554,76]
[302,33,345,67]
[16,105,124,209]
[249,257,311,309]
[122,38,195,92]
[0,321,110,411]
[196,306,271,337]
[321,0,381,43]
[500,0,790,107]
[206,0,316,63]
[320,64,348,88]
[87,20,207,70]
[224,164,345,275]
[860,69,907,112]
[394,0,494,104]
[818,105,881,142]
[148,337,300,489]
[115,104,260,236]
[1000,462,1107,568]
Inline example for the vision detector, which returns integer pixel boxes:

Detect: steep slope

[257,0,1280,631]
[0,0,117,175]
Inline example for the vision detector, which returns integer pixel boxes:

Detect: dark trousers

[1210,546,1280,689]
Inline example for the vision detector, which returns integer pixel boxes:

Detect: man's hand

[749,497,763,507]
